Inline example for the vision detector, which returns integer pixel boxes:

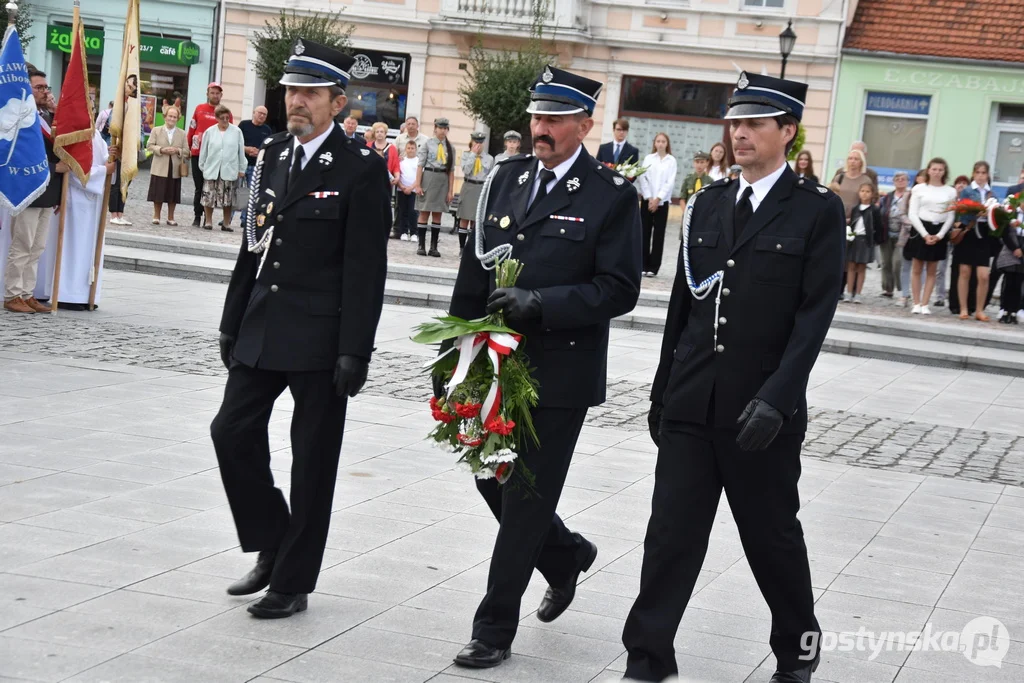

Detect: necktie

[694,177,702,192]
[472,155,482,177]
[529,169,556,214]
[435,141,446,165]
[287,145,305,193]
[734,186,754,242]
[614,143,621,163]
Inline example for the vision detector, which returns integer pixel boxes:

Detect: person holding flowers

[436,65,642,670]
[951,161,997,321]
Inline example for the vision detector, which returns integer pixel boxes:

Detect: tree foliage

[786,123,807,162]
[251,9,354,86]
[0,3,35,51]
[457,2,552,144]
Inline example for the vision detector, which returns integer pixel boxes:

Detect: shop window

[860,91,930,183]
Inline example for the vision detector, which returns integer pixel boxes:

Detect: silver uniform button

[275,238,282,246]
[726,259,735,267]
[277,214,284,221]
[719,317,727,325]
[776,243,783,250]
[270,285,279,292]
[697,237,703,244]
[560,228,565,234]
[517,234,525,241]
[716,344,725,353]
[273,262,280,269]
[569,340,575,347]
[722,288,731,296]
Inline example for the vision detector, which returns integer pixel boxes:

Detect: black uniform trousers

[192,156,205,222]
[641,203,669,275]
[472,406,589,649]
[211,362,348,594]
[622,418,819,681]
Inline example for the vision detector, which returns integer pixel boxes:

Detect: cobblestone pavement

[4,309,1024,487]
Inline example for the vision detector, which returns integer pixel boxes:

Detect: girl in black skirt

[907,158,957,315]
[845,182,883,303]
[951,161,997,321]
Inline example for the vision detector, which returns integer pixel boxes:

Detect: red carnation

[430,396,455,424]
[484,416,516,436]
[455,402,483,419]
[457,433,484,447]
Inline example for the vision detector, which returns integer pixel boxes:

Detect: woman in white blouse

[707,141,729,182]
[637,132,678,277]
[907,157,957,314]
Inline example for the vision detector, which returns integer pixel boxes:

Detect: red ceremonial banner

[52,10,94,185]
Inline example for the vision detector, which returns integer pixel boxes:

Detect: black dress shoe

[246,590,307,619]
[453,639,510,668]
[226,550,276,596]
[769,658,818,682]
[536,533,598,623]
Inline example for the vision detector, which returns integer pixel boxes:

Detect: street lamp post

[779,19,797,79]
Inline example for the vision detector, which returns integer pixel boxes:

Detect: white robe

[34,133,109,305]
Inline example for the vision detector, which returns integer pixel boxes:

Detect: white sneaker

[854,297,863,304]
[400,234,410,241]
[911,304,922,314]
[921,305,931,315]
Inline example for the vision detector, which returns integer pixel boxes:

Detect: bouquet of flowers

[951,193,1023,238]
[413,259,540,485]
[615,158,648,182]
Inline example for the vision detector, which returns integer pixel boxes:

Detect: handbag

[179,158,190,178]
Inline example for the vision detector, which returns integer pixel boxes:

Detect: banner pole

[88,138,116,311]
[49,173,70,313]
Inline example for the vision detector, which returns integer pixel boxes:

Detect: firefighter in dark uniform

[622,73,845,683]
[442,65,642,668]
[210,39,390,619]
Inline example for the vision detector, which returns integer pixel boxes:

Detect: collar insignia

[361,148,370,156]
[278,149,289,161]
[613,176,624,186]
[518,171,530,185]
[566,177,581,193]
[319,151,333,165]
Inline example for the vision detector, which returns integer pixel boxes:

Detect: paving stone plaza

[2,271,1024,682]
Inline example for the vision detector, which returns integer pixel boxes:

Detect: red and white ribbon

[434,331,521,424]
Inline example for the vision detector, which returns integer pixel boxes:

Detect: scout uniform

[622,73,846,682]
[457,131,494,225]
[446,65,642,669]
[416,117,454,257]
[494,130,522,163]
[211,39,391,619]
[682,150,713,201]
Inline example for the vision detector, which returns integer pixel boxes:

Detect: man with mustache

[442,65,642,669]
[622,73,845,682]
[211,39,390,619]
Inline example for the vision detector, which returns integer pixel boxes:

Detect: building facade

[220,0,848,198]
[825,0,1024,195]
[25,0,218,130]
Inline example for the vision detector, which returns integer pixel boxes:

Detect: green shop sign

[46,24,201,66]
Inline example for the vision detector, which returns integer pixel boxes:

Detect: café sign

[47,24,201,66]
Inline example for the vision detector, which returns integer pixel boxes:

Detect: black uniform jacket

[219,125,391,372]
[652,166,845,433]
[449,148,642,408]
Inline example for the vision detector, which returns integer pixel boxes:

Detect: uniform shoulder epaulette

[795,177,831,198]
[261,131,291,149]
[593,162,630,190]
[703,177,732,191]
[496,153,533,166]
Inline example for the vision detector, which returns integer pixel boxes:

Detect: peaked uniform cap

[725,72,807,121]
[279,39,355,89]
[470,132,486,142]
[527,65,603,116]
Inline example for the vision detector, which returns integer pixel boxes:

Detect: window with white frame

[860,92,930,182]
[744,0,784,8]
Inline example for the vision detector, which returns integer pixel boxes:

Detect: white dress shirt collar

[971,180,991,193]
[530,144,583,204]
[737,161,788,212]
[292,123,336,170]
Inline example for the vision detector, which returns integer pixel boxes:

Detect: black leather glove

[334,355,369,398]
[486,287,542,324]
[218,333,235,371]
[735,398,784,451]
[648,402,663,447]
[432,338,454,399]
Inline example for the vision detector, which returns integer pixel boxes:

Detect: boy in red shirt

[187,82,231,226]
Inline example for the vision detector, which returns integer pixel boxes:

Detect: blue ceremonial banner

[0,26,50,214]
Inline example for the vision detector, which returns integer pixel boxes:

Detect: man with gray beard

[211,38,390,619]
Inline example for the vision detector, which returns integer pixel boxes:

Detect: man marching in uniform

[210,39,390,619]
[622,73,845,682]
[442,65,642,669]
